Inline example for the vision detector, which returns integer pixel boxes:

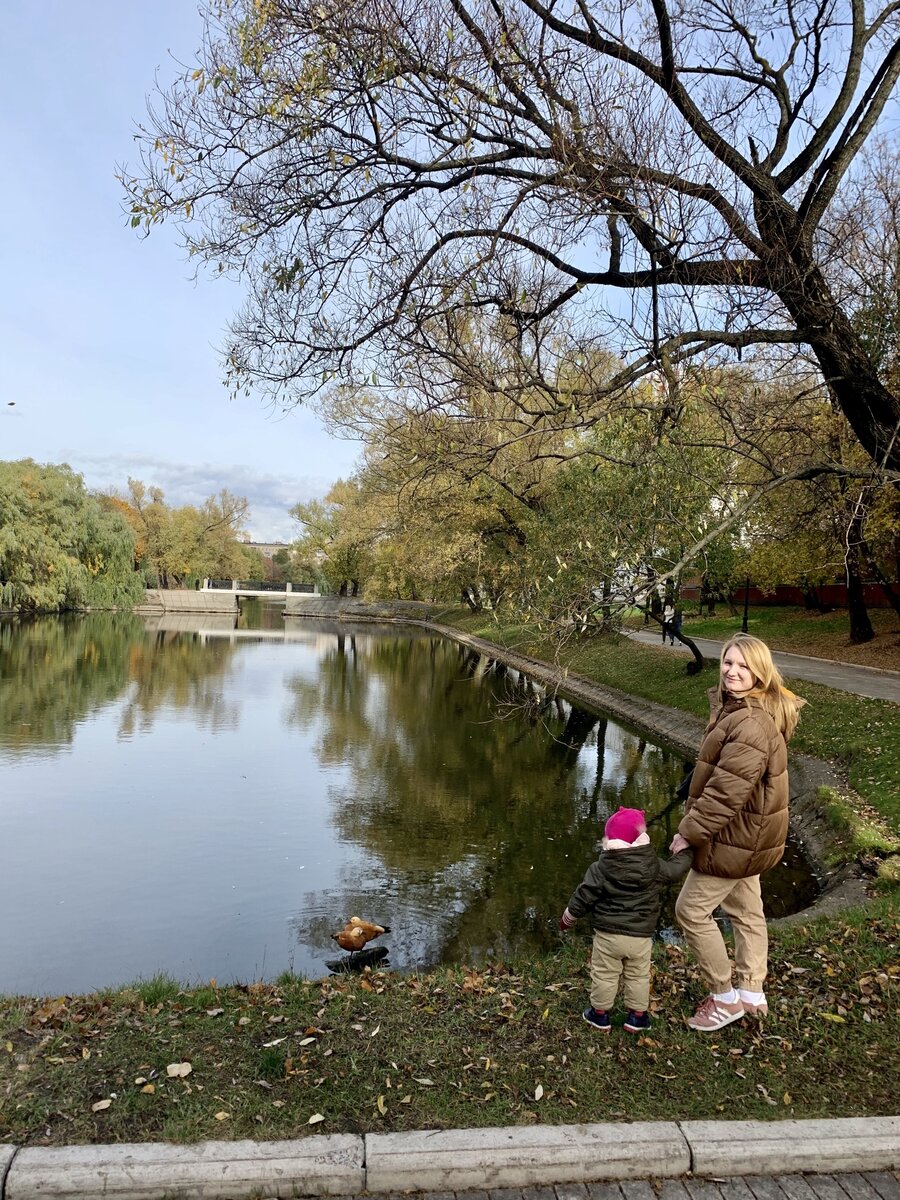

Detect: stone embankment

[135,589,237,615]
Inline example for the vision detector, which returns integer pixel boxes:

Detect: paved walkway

[354,1177,900,1200]
[625,630,900,703]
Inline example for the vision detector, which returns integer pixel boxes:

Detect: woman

[670,634,806,1031]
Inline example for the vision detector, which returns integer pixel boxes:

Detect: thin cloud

[58,453,348,541]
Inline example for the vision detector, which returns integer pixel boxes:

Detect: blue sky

[0,1,362,541]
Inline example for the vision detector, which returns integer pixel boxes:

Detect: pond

[0,607,818,996]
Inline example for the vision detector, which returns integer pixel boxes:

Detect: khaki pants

[589,931,652,1012]
[674,869,768,992]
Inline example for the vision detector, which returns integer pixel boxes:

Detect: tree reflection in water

[285,633,694,970]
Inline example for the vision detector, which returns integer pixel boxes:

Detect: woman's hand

[669,833,691,854]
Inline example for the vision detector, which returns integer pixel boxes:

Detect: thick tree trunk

[858,538,900,620]
[845,510,875,643]
[758,203,900,472]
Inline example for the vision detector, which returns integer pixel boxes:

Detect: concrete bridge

[136,581,317,616]
[201,578,319,599]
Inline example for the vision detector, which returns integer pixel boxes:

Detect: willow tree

[0,461,142,612]
[124,0,900,481]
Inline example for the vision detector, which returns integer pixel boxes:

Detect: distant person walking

[669,604,683,645]
[662,601,675,643]
[670,634,806,1031]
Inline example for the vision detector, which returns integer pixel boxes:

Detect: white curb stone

[365,1121,689,1192]
[1,1145,18,1184]
[682,1117,900,1176]
[5,1135,365,1200]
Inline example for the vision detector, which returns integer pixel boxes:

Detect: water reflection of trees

[0,614,240,754]
[286,635,686,968]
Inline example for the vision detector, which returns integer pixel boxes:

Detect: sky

[0,2,362,542]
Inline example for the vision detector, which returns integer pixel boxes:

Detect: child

[560,806,692,1032]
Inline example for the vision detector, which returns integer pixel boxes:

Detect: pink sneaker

[687,994,745,1031]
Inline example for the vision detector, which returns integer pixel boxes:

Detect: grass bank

[1,905,896,1146]
[438,611,900,841]
[630,604,900,672]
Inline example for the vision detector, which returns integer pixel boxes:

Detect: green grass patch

[817,785,900,865]
[1,917,896,1145]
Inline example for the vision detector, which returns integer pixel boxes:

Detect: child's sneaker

[582,1007,611,1031]
[623,1009,651,1033]
[687,994,745,1031]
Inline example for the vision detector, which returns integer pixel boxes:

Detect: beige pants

[589,931,652,1012]
[675,869,768,992]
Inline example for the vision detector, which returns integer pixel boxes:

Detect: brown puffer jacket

[678,689,789,879]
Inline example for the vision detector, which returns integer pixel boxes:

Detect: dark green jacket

[566,843,693,938]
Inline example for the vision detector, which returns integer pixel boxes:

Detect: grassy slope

[634,605,900,672]
[1,906,896,1145]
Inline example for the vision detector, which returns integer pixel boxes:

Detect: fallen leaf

[377,1094,388,1115]
[820,1013,846,1023]
[214,1111,230,1121]
[141,1084,156,1095]
[414,1077,435,1086]
[298,1037,316,1046]
[206,1008,225,1017]
[81,1047,91,1060]
[308,1113,325,1125]
[262,1037,287,1047]
[534,1084,544,1101]
[272,1100,286,1108]
[91,1099,112,1112]
[166,1062,193,1078]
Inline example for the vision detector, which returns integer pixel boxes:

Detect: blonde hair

[718,633,806,741]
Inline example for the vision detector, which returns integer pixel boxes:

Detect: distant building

[240,539,293,561]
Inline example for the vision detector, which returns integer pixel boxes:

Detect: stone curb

[2,1135,364,1200]
[683,1117,900,1176]
[365,1121,688,1192]
[1,1118,898,1200]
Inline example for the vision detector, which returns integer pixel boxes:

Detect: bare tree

[123,0,900,474]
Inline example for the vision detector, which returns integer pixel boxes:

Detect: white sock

[713,988,738,1004]
[739,989,766,1005]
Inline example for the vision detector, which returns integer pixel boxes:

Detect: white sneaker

[739,990,768,1017]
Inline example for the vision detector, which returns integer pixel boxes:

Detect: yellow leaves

[91,1098,112,1112]
[214,1111,230,1121]
[308,1112,325,1125]
[166,1061,193,1078]
[534,1083,544,1101]
[141,1084,156,1095]
[376,1094,388,1115]
[820,1012,846,1023]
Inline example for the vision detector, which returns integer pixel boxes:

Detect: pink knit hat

[604,807,646,844]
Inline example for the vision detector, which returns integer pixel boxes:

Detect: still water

[0,606,817,996]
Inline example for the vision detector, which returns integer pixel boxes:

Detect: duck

[330,916,391,952]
